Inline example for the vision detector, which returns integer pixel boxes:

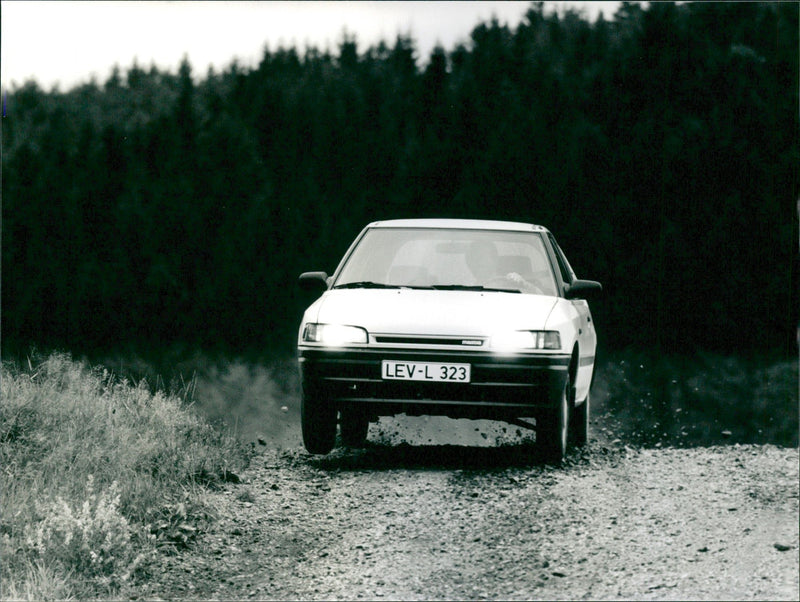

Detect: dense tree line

[2,2,797,358]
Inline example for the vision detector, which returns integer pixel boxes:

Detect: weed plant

[1,352,252,600]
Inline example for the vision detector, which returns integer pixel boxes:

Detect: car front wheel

[570,393,590,447]
[301,389,336,454]
[339,408,369,447]
[537,380,570,463]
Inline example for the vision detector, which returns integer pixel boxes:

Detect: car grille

[373,335,485,347]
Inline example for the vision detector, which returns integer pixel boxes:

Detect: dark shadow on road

[304,441,596,471]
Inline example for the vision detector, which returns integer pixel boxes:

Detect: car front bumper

[298,347,571,420]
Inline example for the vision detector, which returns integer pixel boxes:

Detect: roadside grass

[1,352,252,600]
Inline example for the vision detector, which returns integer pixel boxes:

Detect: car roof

[366,218,548,233]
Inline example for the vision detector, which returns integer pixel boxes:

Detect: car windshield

[333,227,558,296]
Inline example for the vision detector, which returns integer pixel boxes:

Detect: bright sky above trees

[1,1,619,89]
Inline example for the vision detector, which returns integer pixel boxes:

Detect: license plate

[382,360,471,383]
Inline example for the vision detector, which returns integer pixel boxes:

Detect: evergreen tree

[2,2,796,356]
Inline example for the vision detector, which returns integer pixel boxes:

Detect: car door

[548,234,596,401]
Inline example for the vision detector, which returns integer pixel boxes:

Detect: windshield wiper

[333,281,400,289]
[334,282,520,293]
[432,284,521,293]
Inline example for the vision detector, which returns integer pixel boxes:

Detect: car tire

[339,408,369,447]
[570,393,590,447]
[301,389,336,455]
[537,380,570,463]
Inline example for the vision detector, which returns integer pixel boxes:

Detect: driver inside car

[465,240,542,294]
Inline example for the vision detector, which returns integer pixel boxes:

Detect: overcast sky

[1,1,620,90]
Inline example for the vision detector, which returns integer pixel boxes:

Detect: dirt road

[139,417,799,601]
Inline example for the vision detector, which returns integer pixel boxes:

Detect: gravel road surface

[140,416,799,601]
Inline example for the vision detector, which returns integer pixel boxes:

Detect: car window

[335,228,558,296]
[548,233,575,285]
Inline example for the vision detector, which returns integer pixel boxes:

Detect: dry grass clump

[1,352,251,600]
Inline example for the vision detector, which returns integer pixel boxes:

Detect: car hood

[308,289,558,336]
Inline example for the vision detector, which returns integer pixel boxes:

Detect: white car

[297,219,601,461]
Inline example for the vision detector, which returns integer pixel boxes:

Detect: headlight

[303,323,368,345]
[490,330,561,352]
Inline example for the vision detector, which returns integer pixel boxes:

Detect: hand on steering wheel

[485,272,542,293]
[484,273,520,288]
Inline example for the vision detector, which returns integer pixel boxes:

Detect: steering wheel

[485,275,516,288]
[485,274,543,294]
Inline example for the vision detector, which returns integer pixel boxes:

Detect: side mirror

[564,279,602,300]
[298,271,329,292]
